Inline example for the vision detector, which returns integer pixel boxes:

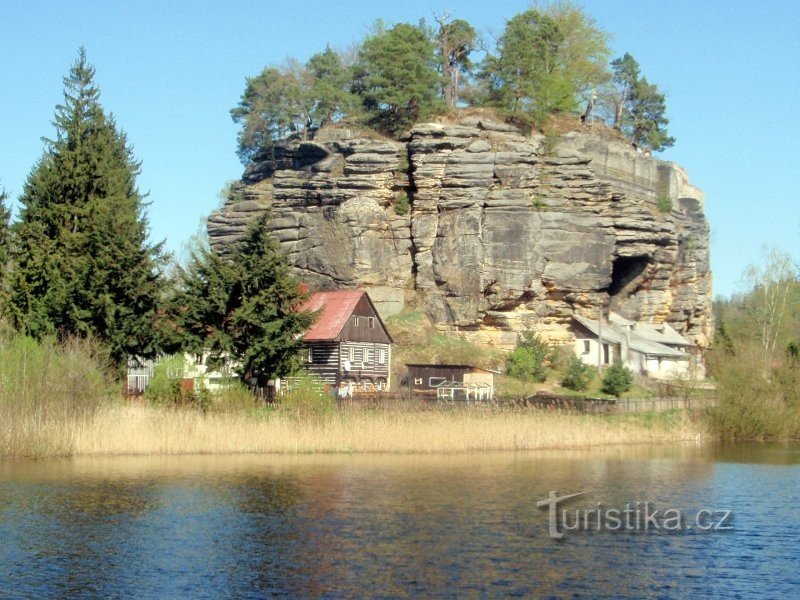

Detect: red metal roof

[299,290,366,341]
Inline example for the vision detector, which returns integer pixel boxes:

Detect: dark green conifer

[9,49,165,363]
[171,215,316,385]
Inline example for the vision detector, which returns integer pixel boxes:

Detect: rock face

[208,117,712,349]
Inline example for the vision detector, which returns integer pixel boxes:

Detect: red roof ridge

[299,290,368,341]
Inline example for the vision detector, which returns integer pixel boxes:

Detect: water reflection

[0,444,798,597]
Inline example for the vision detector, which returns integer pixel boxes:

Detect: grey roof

[573,314,624,344]
[630,322,691,347]
[574,312,691,359]
[628,335,687,358]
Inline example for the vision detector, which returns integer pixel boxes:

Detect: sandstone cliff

[208,116,711,349]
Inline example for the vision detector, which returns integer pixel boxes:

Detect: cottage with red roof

[298,290,394,391]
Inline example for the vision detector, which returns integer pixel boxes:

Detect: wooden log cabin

[298,290,393,391]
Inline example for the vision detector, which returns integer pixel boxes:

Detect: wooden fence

[514,394,716,415]
[340,391,716,415]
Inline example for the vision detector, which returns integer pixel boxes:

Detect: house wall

[304,341,341,385]
[643,356,690,380]
[303,341,391,389]
[463,372,494,389]
[407,366,494,392]
[337,296,392,344]
[339,341,391,388]
[408,365,466,391]
[573,337,618,368]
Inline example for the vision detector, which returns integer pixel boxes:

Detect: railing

[514,394,716,415]
[610,396,716,414]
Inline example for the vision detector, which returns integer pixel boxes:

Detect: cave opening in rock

[609,255,650,297]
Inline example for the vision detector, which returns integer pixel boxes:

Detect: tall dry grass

[71,404,704,456]
[0,332,112,457]
[0,329,705,458]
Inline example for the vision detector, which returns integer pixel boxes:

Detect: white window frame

[352,315,359,327]
[414,377,423,385]
[429,377,447,387]
[378,348,386,365]
[368,317,375,329]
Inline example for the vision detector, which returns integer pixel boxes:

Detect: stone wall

[208,117,712,349]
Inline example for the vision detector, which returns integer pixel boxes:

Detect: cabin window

[307,347,313,363]
[429,377,447,387]
[352,316,359,327]
[583,340,591,354]
[378,348,386,365]
[364,348,373,364]
[603,344,610,365]
[353,348,364,363]
[414,378,423,386]
[368,317,375,329]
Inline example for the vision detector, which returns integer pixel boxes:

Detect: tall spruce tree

[0,186,10,315]
[9,49,164,363]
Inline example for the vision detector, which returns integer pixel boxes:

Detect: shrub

[506,330,550,383]
[0,330,112,457]
[394,191,410,215]
[279,374,335,416]
[656,194,673,213]
[561,354,594,391]
[601,361,633,396]
[207,383,262,414]
[705,343,800,440]
[144,354,187,406]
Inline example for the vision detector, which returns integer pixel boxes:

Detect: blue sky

[1,1,798,298]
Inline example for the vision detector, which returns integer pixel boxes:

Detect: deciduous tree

[480,4,609,124]
[506,329,551,382]
[231,49,357,163]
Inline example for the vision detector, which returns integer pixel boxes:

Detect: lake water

[1,444,799,598]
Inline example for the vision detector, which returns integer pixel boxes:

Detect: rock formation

[208,116,711,349]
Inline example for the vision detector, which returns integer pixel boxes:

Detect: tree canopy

[8,49,165,363]
[231,4,676,159]
[479,4,610,123]
[355,22,443,134]
[435,15,478,108]
[170,215,316,384]
[231,48,358,163]
[610,53,675,151]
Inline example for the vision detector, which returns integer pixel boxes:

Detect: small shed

[405,364,497,400]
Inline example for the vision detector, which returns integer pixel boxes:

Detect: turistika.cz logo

[536,491,734,539]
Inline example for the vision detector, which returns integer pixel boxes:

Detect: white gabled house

[572,312,703,380]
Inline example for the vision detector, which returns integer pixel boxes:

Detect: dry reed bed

[69,405,705,456]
